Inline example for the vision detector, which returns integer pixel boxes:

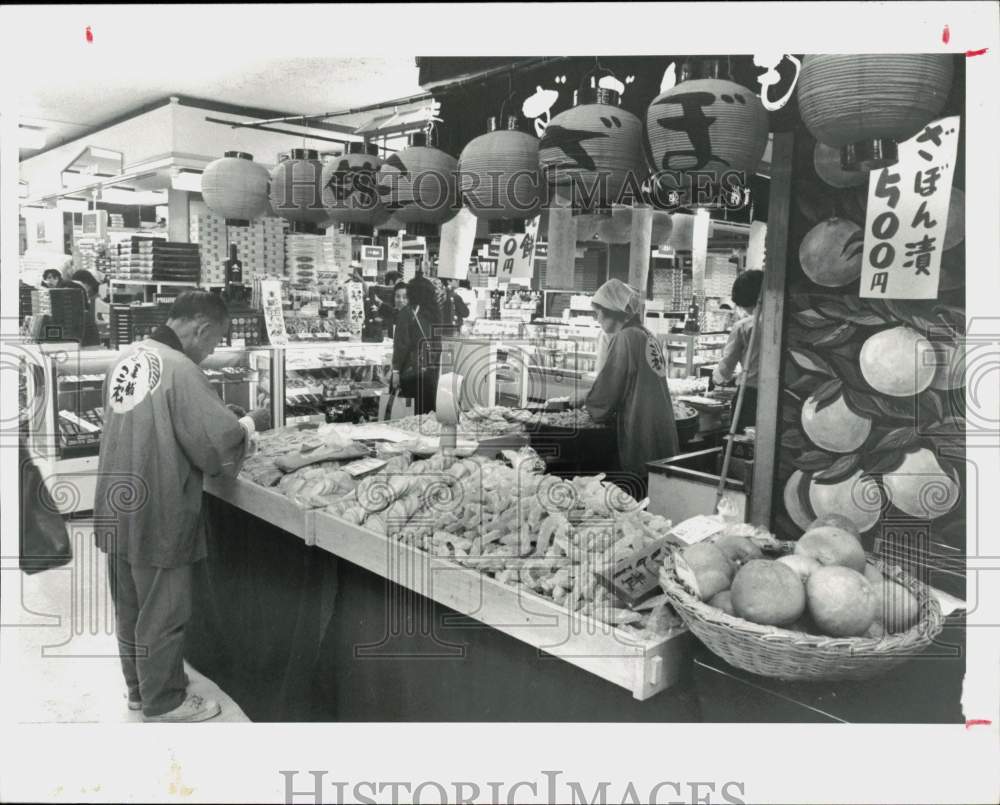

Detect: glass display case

[664,332,731,379]
[22,342,275,514]
[524,319,602,374]
[256,340,394,426]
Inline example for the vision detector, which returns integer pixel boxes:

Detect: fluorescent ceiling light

[19,126,46,150]
[171,171,203,192]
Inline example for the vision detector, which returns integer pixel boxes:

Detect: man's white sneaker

[142,694,221,723]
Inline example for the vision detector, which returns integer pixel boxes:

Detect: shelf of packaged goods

[309,510,690,701]
[109,280,201,287]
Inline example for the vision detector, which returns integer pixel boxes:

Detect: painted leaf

[788,348,834,376]
[793,309,833,329]
[797,470,816,520]
[781,430,806,450]
[873,394,919,421]
[794,450,836,472]
[923,416,966,437]
[812,378,844,413]
[789,373,820,395]
[814,322,857,348]
[919,390,946,424]
[825,351,869,391]
[815,301,852,321]
[871,427,918,454]
[864,450,907,476]
[843,387,893,420]
[813,453,861,484]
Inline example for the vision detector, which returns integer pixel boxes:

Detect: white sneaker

[143,693,221,723]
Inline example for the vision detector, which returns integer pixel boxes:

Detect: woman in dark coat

[391,274,443,415]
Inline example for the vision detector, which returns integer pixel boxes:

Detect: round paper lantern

[458,116,541,234]
[269,149,327,227]
[322,142,384,236]
[813,141,868,188]
[539,87,645,212]
[201,151,270,224]
[797,55,954,170]
[645,71,769,193]
[377,131,458,236]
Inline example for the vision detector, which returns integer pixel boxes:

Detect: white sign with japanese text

[860,116,960,300]
[497,218,539,283]
[387,235,403,264]
[260,279,288,346]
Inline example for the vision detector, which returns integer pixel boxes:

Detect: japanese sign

[363,245,384,261]
[497,219,539,283]
[108,349,162,414]
[860,116,960,300]
[329,233,352,281]
[345,280,366,336]
[260,279,288,346]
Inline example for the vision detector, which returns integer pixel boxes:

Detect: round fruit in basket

[708,590,736,616]
[713,533,764,567]
[776,553,821,582]
[808,513,861,537]
[806,566,878,637]
[795,525,867,573]
[865,564,921,633]
[730,559,806,626]
[679,542,735,601]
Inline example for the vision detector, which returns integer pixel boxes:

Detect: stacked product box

[285,233,341,292]
[132,240,201,283]
[190,213,287,284]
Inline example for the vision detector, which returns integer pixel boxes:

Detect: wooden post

[628,204,654,294]
[545,206,578,289]
[750,131,795,528]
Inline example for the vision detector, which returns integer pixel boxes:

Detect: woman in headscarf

[391,274,443,415]
[569,278,679,498]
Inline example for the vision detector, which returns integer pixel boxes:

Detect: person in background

[391,274,442,415]
[455,279,477,328]
[712,269,763,434]
[61,269,101,347]
[94,291,270,723]
[393,280,408,313]
[41,268,62,288]
[568,279,678,499]
[442,279,469,333]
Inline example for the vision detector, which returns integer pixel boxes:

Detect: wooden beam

[750,131,795,527]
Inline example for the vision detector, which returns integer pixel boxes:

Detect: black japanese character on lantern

[652,91,730,171]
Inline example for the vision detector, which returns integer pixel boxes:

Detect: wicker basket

[658,539,944,681]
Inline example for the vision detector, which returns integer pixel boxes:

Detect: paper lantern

[645,69,769,194]
[322,142,384,236]
[797,54,954,170]
[539,87,645,212]
[269,148,327,227]
[201,151,270,224]
[458,116,541,234]
[377,131,458,236]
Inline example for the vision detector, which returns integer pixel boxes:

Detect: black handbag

[19,448,72,574]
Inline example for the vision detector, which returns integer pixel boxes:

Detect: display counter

[189,484,965,723]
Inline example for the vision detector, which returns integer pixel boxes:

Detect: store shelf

[109,280,201,287]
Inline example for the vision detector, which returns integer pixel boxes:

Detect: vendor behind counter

[569,279,679,498]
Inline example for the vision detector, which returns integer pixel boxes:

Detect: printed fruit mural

[772,119,966,592]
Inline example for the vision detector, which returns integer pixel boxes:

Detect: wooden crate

[204,475,308,538]
[309,510,690,701]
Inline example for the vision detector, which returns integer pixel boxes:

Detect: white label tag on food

[343,457,387,478]
[670,514,726,545]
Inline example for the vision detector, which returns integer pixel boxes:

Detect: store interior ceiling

[15,55,424,160]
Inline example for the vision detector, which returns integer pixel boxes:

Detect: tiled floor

[2,523,248,724]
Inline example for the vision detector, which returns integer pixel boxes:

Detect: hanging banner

[497,219,539,283]
[259,279,288,346]
[387,235,403,264]
[860,116,960,300]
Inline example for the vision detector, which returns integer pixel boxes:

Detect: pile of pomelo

[677,516,921,639]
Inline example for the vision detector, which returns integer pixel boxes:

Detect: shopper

[391,274,442,415]
[41,268,63,288]
[455,279,477,327]
[712,269,763,434]
[63,269,102,347]
[94,290,269,723]
[569,279,679,498]
[442,279,469,333]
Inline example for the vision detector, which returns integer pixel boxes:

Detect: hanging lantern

[377,130,458,237]
[322,142,384,237]
[539,86,645,212]
[458,116,541,234]
[645,60,769,201]
[269,148,327,231]
[797,54,953,171]
[201,151,270,225]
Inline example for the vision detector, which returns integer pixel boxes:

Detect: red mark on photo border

[965,719,992,729]
[942,25,950,44]
[965,48,988,57]
[85,26,93,43]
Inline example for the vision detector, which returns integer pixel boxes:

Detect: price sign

[259,279,288,346]
[363,245,384,261]
[860,116,960,300]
